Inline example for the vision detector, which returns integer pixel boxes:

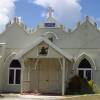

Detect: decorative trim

[74,53,96,71]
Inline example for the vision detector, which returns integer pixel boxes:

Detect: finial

[86,16,89,21]
[60,25,65,30]
[68,28,72,32]
[14,17,19,23]
[77,21,81,28]
[94,22,97,28]
[47,6,54,18]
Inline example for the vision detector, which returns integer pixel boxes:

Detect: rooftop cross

[47,7,54,18]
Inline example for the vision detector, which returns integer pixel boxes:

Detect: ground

[0,94,100,100]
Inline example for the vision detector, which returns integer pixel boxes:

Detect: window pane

[15,70,21,84]
[39,46,48,56]
[10,60,21,68]
[86,70,91,80]
[9,70,14,84]
[79,59,91,68]
[45,23,55,27]
[79,70,84,78]
[48,37,53,42]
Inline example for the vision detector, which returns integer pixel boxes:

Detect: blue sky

[81,0,100,17]
[0,0,100,32]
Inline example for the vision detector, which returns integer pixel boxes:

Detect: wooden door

[38,59,61,94]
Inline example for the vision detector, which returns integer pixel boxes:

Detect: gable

[0,23,34,48]
[55,20,100,48]
[14,37,72,61]
[23,42,63,58]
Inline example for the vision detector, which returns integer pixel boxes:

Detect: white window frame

[78,68,92,80]
[8,68,21,85]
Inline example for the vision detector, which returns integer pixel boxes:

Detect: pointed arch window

[78,58,92,80]
[9,60,21,84]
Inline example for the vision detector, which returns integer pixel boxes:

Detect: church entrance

[38,58,61,94]
[29,58,62,94]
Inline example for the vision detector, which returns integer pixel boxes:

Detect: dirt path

[0,94,100,100]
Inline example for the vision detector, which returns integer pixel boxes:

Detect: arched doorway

[78,58,92,80]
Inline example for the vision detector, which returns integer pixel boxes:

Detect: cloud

[0,0,17,32]
[31,0,82,28]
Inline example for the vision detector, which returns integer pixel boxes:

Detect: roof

[14,37,72,61]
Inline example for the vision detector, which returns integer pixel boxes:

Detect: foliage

[66,75,94,95]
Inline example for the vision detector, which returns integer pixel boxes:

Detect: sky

[0,0,100,32]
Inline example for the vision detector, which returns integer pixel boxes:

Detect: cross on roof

[47,7,54,18]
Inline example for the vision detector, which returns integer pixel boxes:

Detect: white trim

[14,37,72,61]
[8,68,21,85]
[62,57,65,95]
[34,59,39,70]
[74,53,96,70]
[59,58,63,70]
[74,53,95,81]
[0,43,6,45]
[28,66,30,81]
[20,59,25,93]
[78,68,93,80]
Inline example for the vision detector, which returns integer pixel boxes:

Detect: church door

[38,59,61,94]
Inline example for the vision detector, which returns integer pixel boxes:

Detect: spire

[47,6,54,18]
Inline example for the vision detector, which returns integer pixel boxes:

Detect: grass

[63,94,100,100]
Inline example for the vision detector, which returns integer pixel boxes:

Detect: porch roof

[14,37,72,61]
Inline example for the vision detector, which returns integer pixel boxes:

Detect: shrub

[80,78,94,94]
[66,75,82,94]
[66,75,94,95]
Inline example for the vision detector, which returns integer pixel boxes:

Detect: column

[62,57,65,95]
[20,59,25,94]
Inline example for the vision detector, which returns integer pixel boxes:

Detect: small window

[10,60,21,68]
[39,46,48,56]
[45,23,55,27]
[79,59,91,68]
[48,37,54,42]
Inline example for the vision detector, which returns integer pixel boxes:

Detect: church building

[0,7,100,95]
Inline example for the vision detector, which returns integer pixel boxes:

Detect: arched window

[47,33,56,42]
[78,58,92,80]
[9,60,21,84]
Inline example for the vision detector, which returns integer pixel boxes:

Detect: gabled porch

[15,38,72,95]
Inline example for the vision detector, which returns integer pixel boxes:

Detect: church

[0,7,100,95]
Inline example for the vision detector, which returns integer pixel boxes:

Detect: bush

[66,75,82,94]
[66,75,94,95]
[80,78,94,94]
